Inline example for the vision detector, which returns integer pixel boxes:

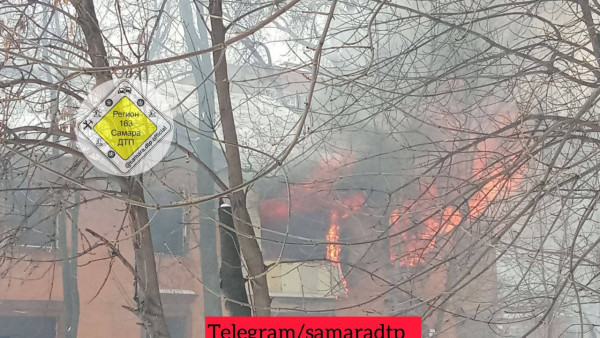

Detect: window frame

[144,185,187,257]
[0,299,65,338]
[1,178,58,250]
[140,290,196,338]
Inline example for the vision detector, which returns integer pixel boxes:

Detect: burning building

[0,57,529,338]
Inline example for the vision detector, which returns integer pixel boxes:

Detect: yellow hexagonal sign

[93,97,157,160]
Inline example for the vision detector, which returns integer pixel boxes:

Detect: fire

[389,136,522,267]
[327,210,347,293]
[259,154,364,294]
[441,206,461,234]
[468,142,522,218]
[326,211,341,261]
[389,202,445,267]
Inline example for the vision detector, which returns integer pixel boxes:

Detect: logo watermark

[75,79,174,176]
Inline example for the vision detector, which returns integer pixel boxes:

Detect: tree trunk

[71,0,111,84]
[219,201,251,316]
[121,177,170,338]
[179,0,222,316]
[209,0,271,316]
[71,0,169,335]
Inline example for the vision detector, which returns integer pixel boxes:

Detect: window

[0,316,57,338]
[264,88,277,99]
[144,186,185,256]
[144,316,187,338]
[259,199,330,261]
[165,316,186,338]
[281,93,298,108]
[295,94,307,110]
[1,179,56,248]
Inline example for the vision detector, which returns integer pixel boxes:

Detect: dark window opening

[0,316,56,338]
[1,179,56,248]
[144,316,186,338]
[259,199,330,261]
[144,186,185,256]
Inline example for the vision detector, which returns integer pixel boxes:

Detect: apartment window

[165,316,187,338]
[281,93,298,108]
[145,186,185,256]
[0,316,57,338]
[259,199,329,260]
[1,179,56,248]
[144,316,187,338]
[295,94,307,110]
[264,88,277,99]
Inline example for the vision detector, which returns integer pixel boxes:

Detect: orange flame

[327,211,341,262]
[389,135,523,267]
[328,210,347,293]
[260,154,362,294]
[389,203,462,267]
[441,206,461,234]
[468,142,522,218]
